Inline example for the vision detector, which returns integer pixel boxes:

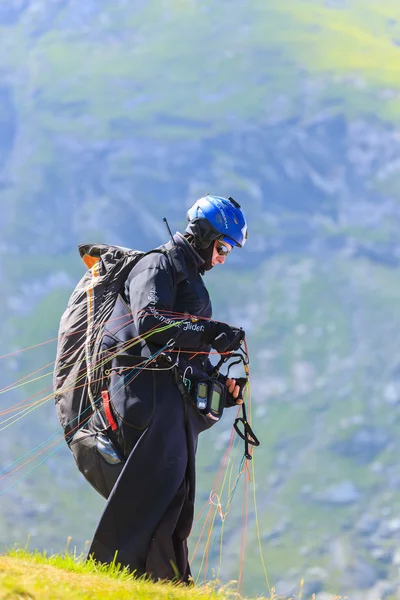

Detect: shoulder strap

[160,245,188,287]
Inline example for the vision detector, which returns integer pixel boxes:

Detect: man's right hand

[225,377,247,406]
[208,322,245,353]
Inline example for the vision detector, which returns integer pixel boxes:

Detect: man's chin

[204,263,215,271]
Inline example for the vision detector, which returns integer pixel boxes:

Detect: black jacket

[88,233,220,582]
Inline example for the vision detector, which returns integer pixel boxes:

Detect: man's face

[211,240,233,267]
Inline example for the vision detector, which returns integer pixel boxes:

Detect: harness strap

[233,403,260,460]
[101,390,118,431]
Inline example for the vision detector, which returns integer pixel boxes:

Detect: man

[88,194,248,582]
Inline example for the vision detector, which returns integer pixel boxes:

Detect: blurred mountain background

[2,1,400,598]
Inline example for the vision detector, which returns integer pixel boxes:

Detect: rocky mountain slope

[2,2,400,598]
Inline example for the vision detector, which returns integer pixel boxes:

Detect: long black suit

[88,233,218,581]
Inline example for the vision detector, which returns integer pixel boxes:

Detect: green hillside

[2,0,400,140]
[2,1,400,598]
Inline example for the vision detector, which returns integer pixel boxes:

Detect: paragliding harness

[53,242,187,499]
[167,345,260,460]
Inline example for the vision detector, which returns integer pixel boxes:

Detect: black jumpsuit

[88,232,220,582]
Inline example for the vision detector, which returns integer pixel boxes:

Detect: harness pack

[53,242,185,497]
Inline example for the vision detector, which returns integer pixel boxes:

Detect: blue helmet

[185,195,248,249]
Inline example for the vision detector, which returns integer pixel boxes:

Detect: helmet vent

[228,196,241,209]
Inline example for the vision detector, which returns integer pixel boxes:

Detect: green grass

[0,549,274,600]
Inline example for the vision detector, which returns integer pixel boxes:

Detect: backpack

[53,242,186,497]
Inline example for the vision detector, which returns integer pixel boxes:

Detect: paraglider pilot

[88,195,248,582]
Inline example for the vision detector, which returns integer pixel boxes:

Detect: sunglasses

[216,241,231,257]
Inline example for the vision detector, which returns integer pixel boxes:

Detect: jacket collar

[165,232,204,273]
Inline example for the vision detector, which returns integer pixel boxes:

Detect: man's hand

[208,323,245,353]
[225,377,246,405]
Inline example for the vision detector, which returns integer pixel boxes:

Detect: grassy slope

[0,551,271,600]
[2,0,400,144]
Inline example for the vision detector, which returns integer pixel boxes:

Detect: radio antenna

[163,217,176,246]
